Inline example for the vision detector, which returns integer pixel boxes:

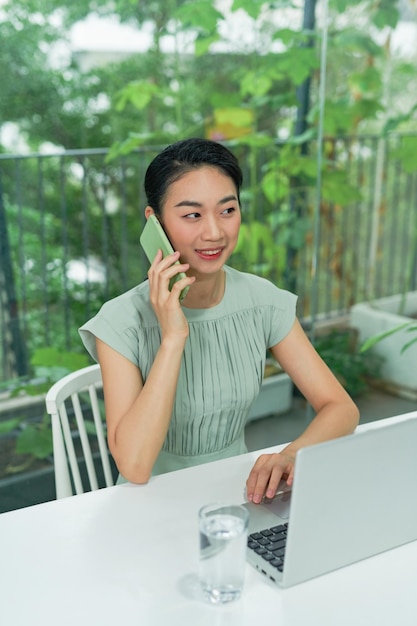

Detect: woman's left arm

[246,319,360,503]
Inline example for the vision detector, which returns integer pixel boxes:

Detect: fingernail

[266,489,275,498]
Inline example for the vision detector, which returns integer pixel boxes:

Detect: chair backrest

[45,364,115,499]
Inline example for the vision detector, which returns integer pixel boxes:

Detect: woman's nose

[201,216,222,240]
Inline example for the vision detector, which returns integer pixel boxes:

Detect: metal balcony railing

[0,136,416,382]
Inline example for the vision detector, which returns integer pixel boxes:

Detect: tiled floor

[245,387,417,452]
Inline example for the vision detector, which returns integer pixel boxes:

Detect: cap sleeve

[261,283,298,348]
[79,313,139,366]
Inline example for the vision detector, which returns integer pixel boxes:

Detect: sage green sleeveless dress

[79,266,297,477]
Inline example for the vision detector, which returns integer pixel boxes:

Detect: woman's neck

[182,268,225,309]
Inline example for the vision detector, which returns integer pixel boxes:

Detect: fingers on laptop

[246,452,294,504]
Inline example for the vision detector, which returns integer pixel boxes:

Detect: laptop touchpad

[264,491,291,520]
[244,491,292,533]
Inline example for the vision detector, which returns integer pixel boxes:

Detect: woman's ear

[144,206,155,219]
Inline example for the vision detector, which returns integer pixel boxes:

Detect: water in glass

[199,507,248,604]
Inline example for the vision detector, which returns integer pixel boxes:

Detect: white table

[1,413,417,626]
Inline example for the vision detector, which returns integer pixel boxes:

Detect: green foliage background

[1,0,417,366]
[1,0,417,472]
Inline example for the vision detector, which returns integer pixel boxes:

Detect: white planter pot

[350,291,417,398]
[247,373,293,422]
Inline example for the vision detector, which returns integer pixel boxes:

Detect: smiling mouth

[195,248,224,259]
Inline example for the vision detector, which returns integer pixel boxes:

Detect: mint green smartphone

[140,214,189,302]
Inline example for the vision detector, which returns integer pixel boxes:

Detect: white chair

[45,363,115,499]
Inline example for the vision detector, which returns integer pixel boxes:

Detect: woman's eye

[222,207,236,215]
[184,212,200,219]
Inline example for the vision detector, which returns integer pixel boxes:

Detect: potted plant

[313,326,382,398]
[350,291,417,399]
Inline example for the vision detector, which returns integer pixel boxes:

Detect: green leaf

[351,98,384,122]
[195,33,220,56]
[321,170,362,204]
[333,29,382,56]
[316,100,356,135]
[330,0,364,11]
[390,135,417,174]
[235,221,275,265]
[348,67,382,96]
[359,322,412,353]
[31,347,89,374]
[16,426,53,460]
[401,336,417,354]
[84,420,98,436]
[105,133,152,162]
[383,104,417,135]
[372,5,399,30]
[231,0,262,20]
[174,1,222,31]
[13,379,54,396]
[261,169,289,203]
[0,418,21,435]
[240,71,273,98]
[231,133,274,148]
[115,81,160,112]
[274,48,319,86]
[287,128,317,145]
[272,28,299,47]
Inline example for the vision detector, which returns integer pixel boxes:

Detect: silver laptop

[244,416,417,588]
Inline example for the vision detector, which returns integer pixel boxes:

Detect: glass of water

[198,502,249,604]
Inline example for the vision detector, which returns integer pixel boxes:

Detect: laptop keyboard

[247,523,288,572]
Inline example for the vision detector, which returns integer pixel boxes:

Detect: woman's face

[150,166,241,277]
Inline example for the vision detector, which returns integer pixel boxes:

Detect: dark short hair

[144,138,243,215]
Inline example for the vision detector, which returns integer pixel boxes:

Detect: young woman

[79,138,359,504]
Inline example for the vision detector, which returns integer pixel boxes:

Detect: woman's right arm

[97,334,186,484]
[98,250,195,484]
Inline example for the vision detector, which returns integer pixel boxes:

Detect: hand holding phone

[140,214,190,302]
